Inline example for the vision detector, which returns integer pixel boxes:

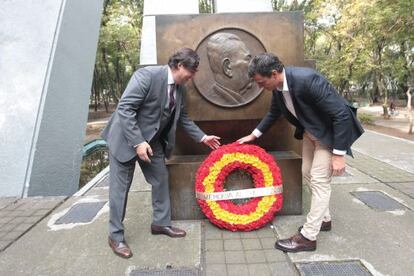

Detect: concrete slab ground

[0,190,201,275]
[352,130,414,175]
[0,197,17,209]
[346,151,414,183]
[273,182,414,276]
[331,165,379,185]
[0,130,413,275]
[0,196,66,252]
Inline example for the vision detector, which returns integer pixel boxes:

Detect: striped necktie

[169,83,176,111]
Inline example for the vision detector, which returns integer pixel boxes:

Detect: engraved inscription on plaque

[193,29,266,108]
[224,169,255,205]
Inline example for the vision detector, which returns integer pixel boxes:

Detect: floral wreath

[195,143,283,231]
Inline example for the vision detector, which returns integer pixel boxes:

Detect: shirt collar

[276,69,289,92]
[167,66,175,85]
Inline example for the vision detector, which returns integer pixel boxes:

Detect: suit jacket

[256,66,364,155]
[101,65,205,162]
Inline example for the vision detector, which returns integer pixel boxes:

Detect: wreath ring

[195,143,283,231]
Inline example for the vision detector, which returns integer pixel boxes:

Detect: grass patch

[358,113,375,125]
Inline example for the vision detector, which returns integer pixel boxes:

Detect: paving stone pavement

[352,130,414,175]
[346,151,414,184]
[0,196,66,252]
[387,182,414,198]
[203,221,296,276]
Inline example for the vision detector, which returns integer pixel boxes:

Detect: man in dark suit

[101,48,221,258]
[238,53,363,253]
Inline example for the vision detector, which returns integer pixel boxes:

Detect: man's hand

[237,134,257,144]
[136,142,153,163]
[202,135,221,150]
[331,154,345,176]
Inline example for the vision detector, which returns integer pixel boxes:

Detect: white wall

[214,0,272,13]
[140,0,200,65]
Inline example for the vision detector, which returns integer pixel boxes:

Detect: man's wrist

[200,135,207,143]
[252,129,262,138]
[332,149,346,156]
[134,141,147,148]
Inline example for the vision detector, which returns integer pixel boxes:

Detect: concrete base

[273,181,414,276]
[0,182,202,274]
[167,151,302,220]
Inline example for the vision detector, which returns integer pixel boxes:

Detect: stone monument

[153,11,306,219]
[0,0,103,197]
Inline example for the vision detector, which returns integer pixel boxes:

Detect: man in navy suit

[238,53,363,252]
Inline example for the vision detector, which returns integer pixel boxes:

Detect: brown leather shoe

[108,237,133,258]
[275,233,316,253]
[151,224,186,238]
[298,221,332,233]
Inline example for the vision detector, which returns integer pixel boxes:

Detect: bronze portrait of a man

[205,32,254,107]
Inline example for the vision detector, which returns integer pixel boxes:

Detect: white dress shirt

[252,69,346,155]
[167,67,176,111]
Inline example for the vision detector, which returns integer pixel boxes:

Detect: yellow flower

[201,153,278,225]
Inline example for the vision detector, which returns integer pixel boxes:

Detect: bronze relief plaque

[155,12,305,121]
[193,29,266,108]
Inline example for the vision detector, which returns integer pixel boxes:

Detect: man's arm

[256,91,282,134]
[306,74,352,152]
[331,155,346,176]
[178,91,221,149]
[117,69,151,147]
[305,73,351,175]
[238,91,282,144]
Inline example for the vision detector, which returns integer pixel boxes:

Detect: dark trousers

[108,141,171,242]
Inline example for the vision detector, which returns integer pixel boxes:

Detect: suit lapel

[285,67,296,102]
[159,66,168,117]
[277,92,299,127]
[280,68,302,128]
[173,84,182,122]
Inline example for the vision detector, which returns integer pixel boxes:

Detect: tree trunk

[372,71,380,103]
[93,66,99,112]
[376,72,389,118]
[402,41,413,134]
[101,47,118,103]
[407,88,413,134]
[114,42,122,99]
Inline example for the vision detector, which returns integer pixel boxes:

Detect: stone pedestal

[168,151,302,220]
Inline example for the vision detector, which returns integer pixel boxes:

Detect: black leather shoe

[108,237,133,258]
[275,233,316,253]
[298,221,332,233]
[151,225,186,238]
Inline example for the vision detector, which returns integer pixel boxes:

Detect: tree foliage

[91,0,143,112]
[288,0,414,107]
[91,0,413,114]
[199,0,214,13]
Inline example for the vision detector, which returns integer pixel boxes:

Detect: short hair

[168,47,200,72]
[207,33,243,74]
[248,53,284,78]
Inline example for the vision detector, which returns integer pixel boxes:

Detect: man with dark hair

[102,47,221,258]
[238,53,363,253]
